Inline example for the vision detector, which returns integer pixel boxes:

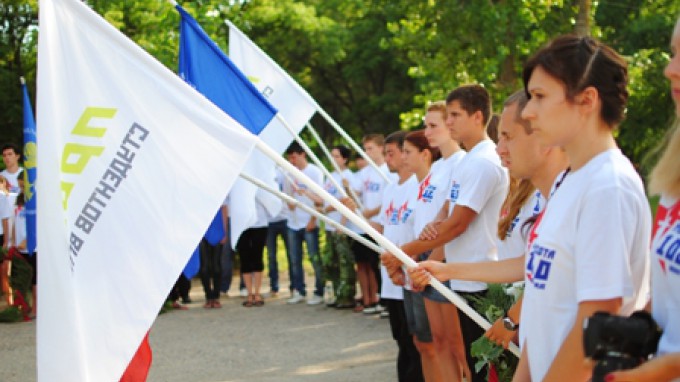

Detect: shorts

[402,288,432,342]
[416,251,452,303]
[352,233,379,266]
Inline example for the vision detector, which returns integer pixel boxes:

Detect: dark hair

[404,130,441,163]
[1,143,21,158]
[332,145,351,161]
[523,35,628,127]
[486,114,500,143]
[503,90,532,134]
[445,84,492,126]
[285,141,305,155]
[384,130,408,149]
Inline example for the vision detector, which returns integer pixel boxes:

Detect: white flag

[37,0,257,381]
[227,20,318,154]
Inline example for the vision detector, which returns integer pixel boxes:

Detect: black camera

[583,310,662,382]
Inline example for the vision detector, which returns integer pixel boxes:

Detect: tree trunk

[575,0,591,36]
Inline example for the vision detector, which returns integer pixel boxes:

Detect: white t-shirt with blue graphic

[445,139,509,292]
[521,149,650,382]
[379,175,417,299]
[413,151,466,238]
[354,163,391,225]
[651,194,680,357]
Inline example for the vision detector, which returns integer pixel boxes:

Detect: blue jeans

[266,220,290,293]
[287,227,322,297]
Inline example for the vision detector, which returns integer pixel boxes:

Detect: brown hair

[404,130,441,163]
[486,114,500,143]
[445,85,492,126]
[523,35,628,127]
[649,119,680,198]
[503,90,532,134]
[362,133,385,147]
[497,178,536,240]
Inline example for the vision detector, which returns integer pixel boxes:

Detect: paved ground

[0,283,398,382]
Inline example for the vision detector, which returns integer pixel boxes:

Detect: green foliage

[388,0,577,129]
[0,306,23,323]
[468,283,520,382]
[0,0,677,177]
[0,0,38,146]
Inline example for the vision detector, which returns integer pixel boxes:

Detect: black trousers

[200,238,223,300]
[385,298,424,382]
[457,290,488,382]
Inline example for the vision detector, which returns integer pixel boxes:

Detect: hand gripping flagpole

[254,138,520,358]
[305,122,365,211]
[240,173,382,253]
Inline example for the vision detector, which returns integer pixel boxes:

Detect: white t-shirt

[13,205,27,253]
[0,194,10,236]
[496,190,544,261]
[445,140,509,292]
[323,168,359,233]
[379,175,418,299]
[651,195,680,356]
[354,163,391,225]
[521,149,651,382]
[1,168,21,194]
[412,151,466,237]
[251,190,271,229]
[268,168,288,223]
[285,163,324,230]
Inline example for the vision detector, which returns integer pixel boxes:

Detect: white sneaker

[239,288,247,298]
[287,291,304,304]
[363,304,385,315]
[306,294,323,305]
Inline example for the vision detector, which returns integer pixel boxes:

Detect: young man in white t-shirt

[1,144,23,196]
[377,131,423,382]
[352,134,391,312]
[384,85,508,382]
[284,142,325,305]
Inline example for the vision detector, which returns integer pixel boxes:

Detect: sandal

[242,295,254,308]
[353,303,365,313]
[253,294,264,307]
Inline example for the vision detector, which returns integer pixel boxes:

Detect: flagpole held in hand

[305,122,365,211]
[240,173,381,253]
[253,138,520,358]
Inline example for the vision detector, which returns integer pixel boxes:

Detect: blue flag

[176,5,277,134]
[21,81,37,255]
[176,5,278,264]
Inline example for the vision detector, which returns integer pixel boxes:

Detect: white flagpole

[305,122,365,211]
[275,114,346,198]
[240,173,381,253]
[315,107,391,183]
[254,138,520,357]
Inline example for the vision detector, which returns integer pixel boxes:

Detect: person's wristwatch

[502,314,519,331]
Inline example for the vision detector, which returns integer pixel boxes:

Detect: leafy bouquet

[468,283,523,382]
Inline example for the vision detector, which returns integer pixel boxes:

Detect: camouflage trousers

[322,231,356,304]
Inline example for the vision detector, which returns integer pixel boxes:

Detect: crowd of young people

[3,20,680,382]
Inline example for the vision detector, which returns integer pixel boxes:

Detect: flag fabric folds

[177,5,276,135]
[21,80,37,254]
[177,5,283,249]
[227,20,317,155]
[37,0,258,380]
